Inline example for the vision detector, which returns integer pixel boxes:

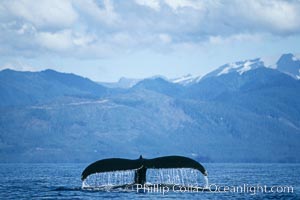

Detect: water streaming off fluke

[82,168,208,189]
[82,170,135,188]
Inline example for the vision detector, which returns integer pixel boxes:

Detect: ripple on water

[0,163,299,199]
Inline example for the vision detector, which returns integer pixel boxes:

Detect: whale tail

[81,155,207,184]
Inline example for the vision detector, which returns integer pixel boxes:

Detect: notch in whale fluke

[81,155,208,183]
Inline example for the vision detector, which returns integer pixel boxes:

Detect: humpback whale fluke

[81,155,208,184]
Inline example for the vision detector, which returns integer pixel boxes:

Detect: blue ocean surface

[0,163,299,199]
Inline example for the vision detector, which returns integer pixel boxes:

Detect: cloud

[222,0,300,35]
[74,0,119,26]
[208,33,263,45]
[0,0,300,59]
[135,0,160,11]
[163,0,204,11]
[0,0,77,29]
[159,33,172,44]
[36,30,73,51]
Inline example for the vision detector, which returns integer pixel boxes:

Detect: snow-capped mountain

[1,53,300,163]
[203,53,300,80]
[170,74,202,86]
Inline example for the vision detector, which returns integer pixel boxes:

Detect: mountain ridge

[0,53,300,163]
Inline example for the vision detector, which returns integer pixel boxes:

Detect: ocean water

[0,163,299,199]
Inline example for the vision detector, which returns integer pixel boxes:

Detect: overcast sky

[1,0,300,82]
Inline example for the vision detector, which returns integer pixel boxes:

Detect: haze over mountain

[0,53,299,163]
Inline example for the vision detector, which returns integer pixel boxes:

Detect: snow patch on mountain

[204,53,300,80]
[238,61,253,74]
[210,58,264,77]
[217,63,238,76]
[171,74,203,86]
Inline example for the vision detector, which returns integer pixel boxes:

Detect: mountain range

[0,53,299,163]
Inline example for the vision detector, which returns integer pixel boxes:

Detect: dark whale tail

[81,155,208,184]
